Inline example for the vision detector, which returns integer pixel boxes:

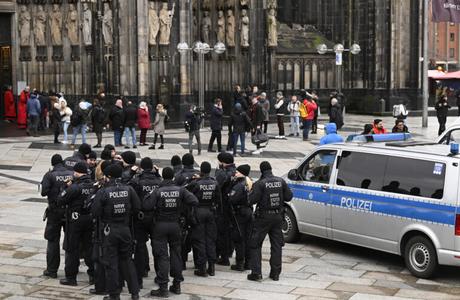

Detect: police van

[283,140,460,278]
[437,117,460,144]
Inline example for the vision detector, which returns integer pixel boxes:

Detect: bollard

[379,98,385,113]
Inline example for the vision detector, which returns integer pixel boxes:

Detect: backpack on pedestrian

[392,104,408,119]
[70,108,83,127]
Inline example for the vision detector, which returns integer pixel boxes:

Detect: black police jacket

[187,176,222,208]
[57,175,96,214]
[130,170,162,210]
[92,179,141,225]
[63,152,87,171]
[143,180,198,222]
[174,166,199,186]
[122,165,137,184]
[228,177,250,208]
[41,163,74,209]
[249,170,293,212]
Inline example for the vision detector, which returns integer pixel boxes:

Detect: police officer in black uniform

[145,167,198,298]
[41,154,74,278]
[92,163,141,300]
[171,155,183,176]
[120,151,138,184]
[228,164,253,271]
[247,161,292,282]
[215,152,236,266]
[130,157,162,287]
[64,143,92,171]
[187,162,222,277]
[174,153,198,186]
[57,162,95,286]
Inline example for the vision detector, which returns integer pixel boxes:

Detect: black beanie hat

[141,157,153,170]
[200,162,211,174]
[104,144,115,151]
[222,153,234,164]
[101,160,112,175]
[74,162,88,174]
[162,167,175,180]
[260,161,272,173]
[105,163,123,178]
[121,151,136,165]
[101,149,112,160]
[88,151,97,160]
[217,152,225,163]
[78,143,92,156]
[171,155,182,167]
[51,154,63,166]
[236,164,251,177]
[182,153,194,166]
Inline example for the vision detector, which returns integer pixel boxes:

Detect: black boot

[269,272,280,281]
[158,144,164,149]
[89,288,106,295]
[59,277,77,286]
[247,273,263,282]
[149,144,156,150]
[131,294,139,300]
[207,263,215,276]
[151,284,169,298]
[216,257,230,266]
[194,267,208,277]
[231,261,245,271]
[42,269,57,278]
[103,295,120,300]
[169,281,181,295]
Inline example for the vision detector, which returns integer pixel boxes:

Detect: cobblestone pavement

[0,115,459,300]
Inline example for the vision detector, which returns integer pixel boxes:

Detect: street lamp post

[177,42,226,110]
[317,43,361,117]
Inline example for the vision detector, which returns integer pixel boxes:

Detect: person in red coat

[3,85,15,122]
[17,86,30,129]
[137,101,151,146]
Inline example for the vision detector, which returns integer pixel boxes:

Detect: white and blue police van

[283,134,460,278]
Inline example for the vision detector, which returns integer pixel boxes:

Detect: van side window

[383,157,445,199]
[336,151,386,190]
[299,150,337,183]
[448,129,460,144]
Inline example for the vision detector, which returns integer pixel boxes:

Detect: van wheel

[404,235,438,278]
[283,208,299,243]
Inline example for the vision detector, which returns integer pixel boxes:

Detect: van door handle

[321,185,330,192]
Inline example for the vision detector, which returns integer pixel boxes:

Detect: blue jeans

[303,120,312,140]
[72,124,87,144]
[232,132,246,155]
[62,122,70,143]
[124,127,137,146]
[114,129,122,146]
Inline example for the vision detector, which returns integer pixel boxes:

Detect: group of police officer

[40,143,293,299]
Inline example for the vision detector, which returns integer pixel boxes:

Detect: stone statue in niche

[217,10,225,43]
[18,5,31,46]
[34,5,47,46]
[267,8,277,47]
[240,0,249,6]
[225,0,235,8]
[240,9,249,47]
[267,0,277,9]
[226,9,235,47]
[102,2,113,46]
[82,3,92,46]
[148,2,159,45]
[201,11,211,43]
[202,0,211,10]
[50,4,63,46]
[217,0,225,10]
[159,2,175,46]
[66,4,79,45]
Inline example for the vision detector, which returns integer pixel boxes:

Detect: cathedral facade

[0,0,422,120]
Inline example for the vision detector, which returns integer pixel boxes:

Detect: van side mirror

[288,169,299,181]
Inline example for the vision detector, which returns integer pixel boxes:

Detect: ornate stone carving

[267,8,277,47]
[217,10,226,43]
[148,2,159,46]
[82,3,92,46]
[34,5,46,46]
[226,9,235,47]
[217,0,225,10]
[240,0,249,6]
[267,0,277,9]
[102,2,113,46]
[201,11,211,43]
[50,4,63,46]
[240,9,249,47]
[203,0,211,10]
[159,3,175,46]
[18,5,31,46]
[226,0,235,8]
[66,4,79,45]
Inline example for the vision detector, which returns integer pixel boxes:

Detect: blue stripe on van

[288,183,457,226]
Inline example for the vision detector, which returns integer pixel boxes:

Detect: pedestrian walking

[40,154,74,279]
[329,98,344,130]
[207,98,223,153]
[392,119,409,133]
[247,161,293,282]
[274,91,286,138]
[91,163,141,300]
[150,103,167,150]
[137,101,151,146]
[319,123,344,145]
[229,103,252,156]
[18,86,30,129]
[435,95,450,136]
[38,92,50,131]
[109,99,125,147]
[287,95,301,137]
[58,99,72,144]
[90,99,106,148]
[259,92,270,134]
[301,93,317,141]
[123,100,138,149]
[311,90,319,134]
[71,99,92,145]
[249,97,265,154]
[3,85,15,122]
[50,96,62,143]
[185,105,203,155]
[144,167,199,298]
[26,92,41,137]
